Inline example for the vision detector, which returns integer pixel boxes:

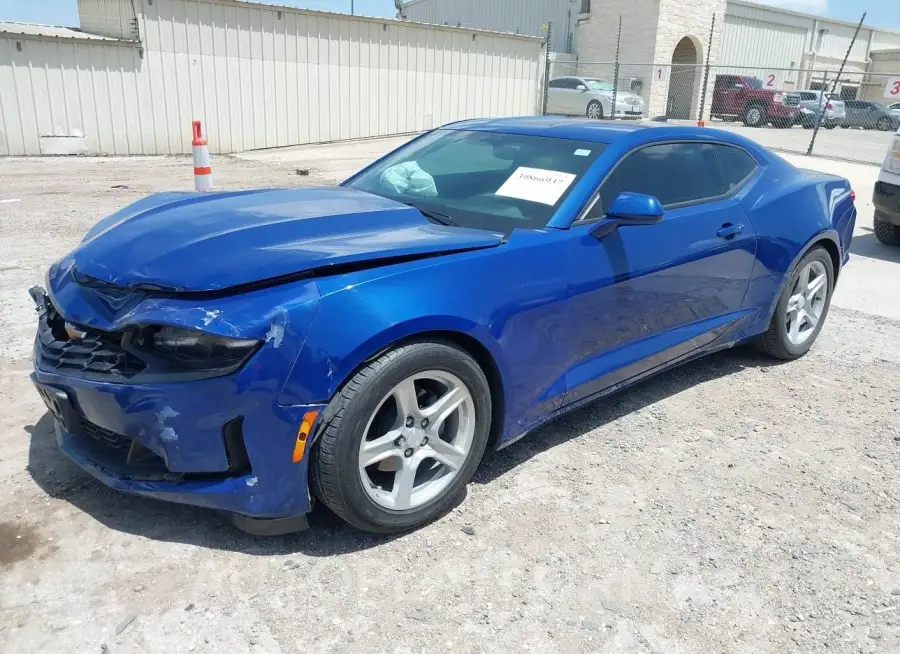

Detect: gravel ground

[2,151,900,653]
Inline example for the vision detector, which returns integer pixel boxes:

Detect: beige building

[404,0,900,118]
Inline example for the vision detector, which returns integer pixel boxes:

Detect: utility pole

[351,0,355,15]
[611,16,621,120]
[808,11,865,155]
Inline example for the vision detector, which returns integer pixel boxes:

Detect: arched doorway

[666,37,701,120]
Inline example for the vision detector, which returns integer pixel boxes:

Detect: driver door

[561,142,759,405]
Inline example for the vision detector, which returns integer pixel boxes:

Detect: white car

[889,102,900,117]
[547,77,645,120]
[873,127,900,246]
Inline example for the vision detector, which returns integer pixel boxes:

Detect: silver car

[795,90,845,129]
[547,77,645,120]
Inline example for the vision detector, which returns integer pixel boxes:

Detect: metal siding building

[0,0,543,155]
[402,0,577,53]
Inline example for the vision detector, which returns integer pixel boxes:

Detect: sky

[0,0,896,31]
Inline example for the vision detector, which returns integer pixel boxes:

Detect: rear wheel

[874,217,900,246]
[757,247,834,360]
[587,100,603,120]
[743,104,766,127]
[310,341,491,533]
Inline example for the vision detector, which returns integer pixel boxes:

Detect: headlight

[140,325,260,372]
[884,137,900,175]
[773,94,784,104]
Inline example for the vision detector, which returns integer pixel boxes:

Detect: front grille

[80,417,131,450]
[785,94,800,107]
[36,303,146,379]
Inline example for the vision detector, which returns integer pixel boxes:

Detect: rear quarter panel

[737,158,854,336]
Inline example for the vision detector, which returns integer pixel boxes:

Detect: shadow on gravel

[26,347,777,554]
[25,412,403,556]
[474,347,783,485]
[849,227,900,264]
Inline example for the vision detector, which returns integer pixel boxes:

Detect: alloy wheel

[784,260,828,346]
[358,371,475,511]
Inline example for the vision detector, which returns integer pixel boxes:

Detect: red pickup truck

[711,75,801,128]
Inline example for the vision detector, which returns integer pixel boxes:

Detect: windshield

[584,79,616,92]
[745,77,764,90]
[345,130,606,231]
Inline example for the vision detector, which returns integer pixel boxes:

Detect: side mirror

[591,192,664,238]
[576,85,587,92]
[607,192,664,223]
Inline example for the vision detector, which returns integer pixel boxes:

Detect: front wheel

[310,340,492,533]
[743,104,766,127]
[587,100,603,120]
[756,247,834,360]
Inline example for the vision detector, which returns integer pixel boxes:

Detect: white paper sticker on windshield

[495,167,577,206]
[574,149,591,156]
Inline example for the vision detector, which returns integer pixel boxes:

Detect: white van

[874,128,900,245]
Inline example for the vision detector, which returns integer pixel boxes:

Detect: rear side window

[590,143,724,215]
[716,145,758,190]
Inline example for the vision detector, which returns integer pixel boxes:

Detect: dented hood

[73,187,503,293]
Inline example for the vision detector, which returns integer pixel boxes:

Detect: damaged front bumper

[32,365,326,529]
[29,268,325,533]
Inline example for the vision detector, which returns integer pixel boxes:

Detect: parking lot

[704,120,898,165]
[2,134,900,653]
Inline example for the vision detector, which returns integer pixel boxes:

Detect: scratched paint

[157,406,180,442]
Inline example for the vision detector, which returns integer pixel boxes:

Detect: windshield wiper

[403,202,459,227]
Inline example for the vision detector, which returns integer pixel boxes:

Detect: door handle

[717,223,744,240]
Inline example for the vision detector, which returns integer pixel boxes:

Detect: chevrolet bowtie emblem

[64,322,87,340]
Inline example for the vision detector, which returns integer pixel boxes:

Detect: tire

[874,217,900,246]
[756,246,834,361]
[743,104,766,127]
[877,117,893,131]
[310,340,492,533]
[586,100,603,120]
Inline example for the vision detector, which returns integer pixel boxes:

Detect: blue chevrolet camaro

[30,118,857,534]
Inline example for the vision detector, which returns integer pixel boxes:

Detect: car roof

[442,116,756,147]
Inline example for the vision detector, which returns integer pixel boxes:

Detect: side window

[558,78,576,89]
[589,143,724,217]
[716,145,758,191]
[714,76,734,90]
[799,92,815,101]
[549,78,566,89]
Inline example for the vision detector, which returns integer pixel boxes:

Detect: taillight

[826,103,833,110]
[850,189,856,202]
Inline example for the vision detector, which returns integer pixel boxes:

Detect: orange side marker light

[292,410,319,463]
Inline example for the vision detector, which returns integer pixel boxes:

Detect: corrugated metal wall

[0,35,145,156]
[0,0,543,156]
[403,0,573,53]
[719,15,807,70]
[77,0,139,39]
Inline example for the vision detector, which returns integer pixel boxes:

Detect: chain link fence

[540,14,900,164]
